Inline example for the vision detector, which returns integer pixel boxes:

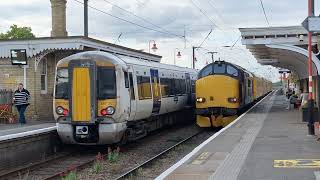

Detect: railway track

[114,130,204,180]
[0,147,104,180]
[0,124,205,180]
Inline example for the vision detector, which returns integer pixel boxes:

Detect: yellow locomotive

[196,61,272,127]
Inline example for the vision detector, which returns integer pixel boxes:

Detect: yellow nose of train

[196,75,240,109]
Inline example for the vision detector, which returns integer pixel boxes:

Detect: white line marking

[155,91,273,180]
[0,126,57,141]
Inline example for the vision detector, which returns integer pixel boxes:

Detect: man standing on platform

[13,83,30,124]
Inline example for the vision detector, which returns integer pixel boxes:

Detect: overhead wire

[72,0,185,38]
[98,0,183,37]
[189,0,218,28]
[259,0,270,26]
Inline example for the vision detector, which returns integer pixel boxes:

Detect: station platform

[157,91,320,180]
[0,123,56,141]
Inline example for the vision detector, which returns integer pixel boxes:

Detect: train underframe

[57,108,195,145]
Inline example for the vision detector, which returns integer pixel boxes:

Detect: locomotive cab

[54,52,126,144]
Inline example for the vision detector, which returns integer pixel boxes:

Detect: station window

[97,67,116,99]
[40,58,47,94]
[137,76,152,100]
[227,65,238,77]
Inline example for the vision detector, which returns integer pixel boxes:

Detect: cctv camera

[299,34,304,42]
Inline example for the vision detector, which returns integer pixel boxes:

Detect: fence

[0,89,14,123]
[0,89,13,105]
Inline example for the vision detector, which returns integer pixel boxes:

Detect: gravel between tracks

[76,124,213,180]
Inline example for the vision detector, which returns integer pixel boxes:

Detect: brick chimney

[50,0,68,37]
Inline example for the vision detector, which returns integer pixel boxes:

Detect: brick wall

[0,50,76,123]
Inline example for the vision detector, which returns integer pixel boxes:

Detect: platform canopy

[239,26,320,79]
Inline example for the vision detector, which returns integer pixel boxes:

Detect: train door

[128,70,137,120]
[150,69,161,114]
[185,73,192,105]
[69,60,96,122]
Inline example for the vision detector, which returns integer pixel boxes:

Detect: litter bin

[302,107,319,122]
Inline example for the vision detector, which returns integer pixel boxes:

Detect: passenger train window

[124,72,129,88]
[227,65,238,76]
[198,65,212,78]
[180,79,187,94]
[97,67,116,99]
[160,78,171,97]
[137,76,152,100]
[213,64,226,74]
[55,68,69,99]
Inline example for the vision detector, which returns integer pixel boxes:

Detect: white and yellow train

[54,51,197,145]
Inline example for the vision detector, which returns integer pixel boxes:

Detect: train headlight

[228,97,238,103]
[196,97,206,103]
[106,106,115,115]
[56,106,64,115]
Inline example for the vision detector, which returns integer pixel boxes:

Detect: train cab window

[55,68,69,99]
[198,65,212,78]
[137,76,152,100]
[227,65,238,77]
[213,63,226,74]
[97,67,116,99]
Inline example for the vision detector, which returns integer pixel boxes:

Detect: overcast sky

[0,0,315,82]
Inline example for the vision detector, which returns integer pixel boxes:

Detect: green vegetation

[61,171,76,180]
[0,24,35,39]
[91,152,104,174]
[108,147,120,163]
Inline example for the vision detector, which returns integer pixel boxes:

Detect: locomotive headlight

[106,106,115,115]
[228,97,238,103]
[196,97,206,103]
[56,106,64,115]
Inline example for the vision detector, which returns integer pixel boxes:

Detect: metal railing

[0,89,13,105]
[0,89,14,123]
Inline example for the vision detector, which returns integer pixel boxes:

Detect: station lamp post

[174,48,182,65]
[148,40,158,53]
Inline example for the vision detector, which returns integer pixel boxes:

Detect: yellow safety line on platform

[274,159,320,168]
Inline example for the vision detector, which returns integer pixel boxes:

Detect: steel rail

[114,130,204,180]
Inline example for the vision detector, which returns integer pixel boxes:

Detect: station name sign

[10,49,27,65]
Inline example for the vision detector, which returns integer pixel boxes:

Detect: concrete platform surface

[0,123,56,141]
[157,91,320,180]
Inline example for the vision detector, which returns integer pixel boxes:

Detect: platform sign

[302,16,320,32]
[10,49,27,65]
[274,159,320,168]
